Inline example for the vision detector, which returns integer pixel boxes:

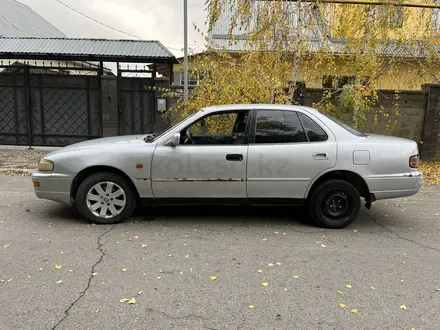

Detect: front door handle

[226,154,243,161]
[313,152,328,160]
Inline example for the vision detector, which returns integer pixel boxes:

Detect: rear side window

[255,110,307,144]
[298,113,328,142]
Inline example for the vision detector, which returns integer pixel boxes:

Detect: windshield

[321,113,367,137]
[147,111,199,142]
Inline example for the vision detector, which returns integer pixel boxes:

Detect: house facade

[204,0,440,91]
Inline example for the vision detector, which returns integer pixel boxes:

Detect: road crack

[52,224,116,330]
[366,213,440,253]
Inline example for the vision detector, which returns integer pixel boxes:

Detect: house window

[180,71,199,86]
[434,0,440,31]
[392,6,404,28]
[365,4,403,29]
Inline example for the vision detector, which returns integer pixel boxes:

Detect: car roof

[200,104,320,114]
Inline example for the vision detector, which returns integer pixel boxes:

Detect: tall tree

[169,0,440,130]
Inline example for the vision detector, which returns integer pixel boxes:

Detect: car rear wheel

[76,172,136,224]
[308,179,361,229]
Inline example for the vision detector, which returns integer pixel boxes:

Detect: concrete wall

[300,88,426,144]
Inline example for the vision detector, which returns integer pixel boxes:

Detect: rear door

[246,109,337,199]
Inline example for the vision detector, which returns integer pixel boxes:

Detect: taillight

[409,155,419,168]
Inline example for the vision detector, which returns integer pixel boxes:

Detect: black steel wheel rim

[320,189,354,221]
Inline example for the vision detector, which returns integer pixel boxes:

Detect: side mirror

[166,132,181,146]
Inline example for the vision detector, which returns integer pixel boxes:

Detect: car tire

[76,172,137,224]
[308,179,361,229]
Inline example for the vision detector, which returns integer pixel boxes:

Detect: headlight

[38,158,54,171]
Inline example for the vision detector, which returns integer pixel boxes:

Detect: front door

[246,109,337,199]
[151,110,250,198]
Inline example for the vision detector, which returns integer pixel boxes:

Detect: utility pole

[183,0,189,99]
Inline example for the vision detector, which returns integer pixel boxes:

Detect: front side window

[255,110,307,144]
[182,111,249,145]
[298,113,328,142]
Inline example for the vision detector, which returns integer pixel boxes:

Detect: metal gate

[0,66,28,145]
[118,77,155,135]
[0,64,102,147]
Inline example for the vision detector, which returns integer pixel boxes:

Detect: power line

[54,0,184,52]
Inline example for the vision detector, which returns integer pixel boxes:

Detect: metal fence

[0,62,102,147]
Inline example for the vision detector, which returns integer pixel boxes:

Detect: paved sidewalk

[0,146,57,176]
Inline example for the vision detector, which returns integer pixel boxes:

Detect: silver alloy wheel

[86,181,126,219]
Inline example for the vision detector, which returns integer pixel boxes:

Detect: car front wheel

[76,172,137,224]
[308,179,361,229]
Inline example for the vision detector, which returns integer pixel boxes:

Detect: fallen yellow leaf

[55,264,62,270]
[0,280,5,283]
[321,244,327,248]
[210,276,217,281]
[268,263,274,267]
[274,232,279,234]
[96,309,100,313]
[338,290,343,295]
[249,305,255,309]
[262,282,269,287]
[56,280,63,284]
[120,298,129,303]
[3,244,9,248]
[128,298,136,304]
[138,291,144,295]
[292,275,299,279]
[133,236,139,239]
[39,268,43,271]
[157,276,162,279]
[315,241,320,244]
[350,309,358,314]
[262,238,268,241]
[141,244,148,248]
[275,262,281,265]
[353,230,358,233]
[371,287,376,290]
[346,284,352,289]
[402,261,407,265]
[284,288,288,291]
[92,272,98,276]
[180,272,184,275]
[400,304,407,310]
[257,270,263,273]
[339,303,346,308]
[322,236,326,240]
[122,268,126,272]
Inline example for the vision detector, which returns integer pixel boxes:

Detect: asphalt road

[0,175,439,330]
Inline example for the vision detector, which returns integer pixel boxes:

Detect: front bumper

[31,172,73,205]
[366,171,423,200]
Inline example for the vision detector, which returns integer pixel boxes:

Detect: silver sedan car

[32,104,423,228]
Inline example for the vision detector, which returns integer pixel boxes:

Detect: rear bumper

[31,172,73,205]
[366,171,423,201]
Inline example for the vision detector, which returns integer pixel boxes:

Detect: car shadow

[134,204,314,228]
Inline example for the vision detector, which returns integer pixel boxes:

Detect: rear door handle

[226,154,243,161]
[313,152,328,160]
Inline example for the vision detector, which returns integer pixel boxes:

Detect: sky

[18,0,208,57]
